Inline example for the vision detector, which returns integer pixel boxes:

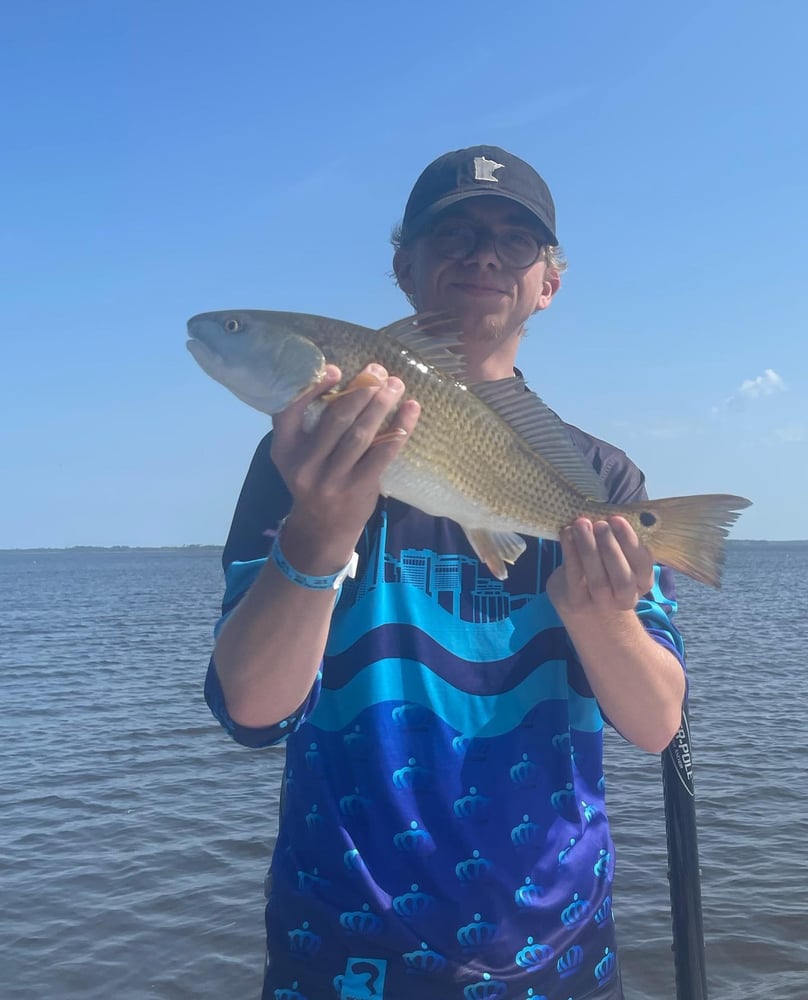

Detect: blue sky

[2,0,805,547]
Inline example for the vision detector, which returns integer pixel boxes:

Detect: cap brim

[403,188,558,246]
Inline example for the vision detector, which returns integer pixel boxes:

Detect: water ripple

[3,544,807,998]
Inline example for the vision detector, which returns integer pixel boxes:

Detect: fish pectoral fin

[464,529,527,581]
[306,372,385,429]
[371,428,409,446]
[324,371,386,400]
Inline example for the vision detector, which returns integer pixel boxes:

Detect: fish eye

[225,318,241,334]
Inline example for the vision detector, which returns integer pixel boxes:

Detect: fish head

[186,309,327,415]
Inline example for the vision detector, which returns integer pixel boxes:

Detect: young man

[205,145,686,1000]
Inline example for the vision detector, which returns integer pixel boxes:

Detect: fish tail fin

[625,494,752,588]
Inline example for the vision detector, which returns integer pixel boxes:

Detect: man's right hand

[270,363,420,574]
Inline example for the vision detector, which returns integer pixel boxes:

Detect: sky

[2,0,806,547]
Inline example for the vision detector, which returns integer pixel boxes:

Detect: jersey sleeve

[203,431,323,748]
[565,420,688,683]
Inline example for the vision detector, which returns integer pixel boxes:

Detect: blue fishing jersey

[206,411,686,1000]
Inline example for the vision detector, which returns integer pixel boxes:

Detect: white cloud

[739,369,787,399]
[712,368,787,414]
[773,424,807,444]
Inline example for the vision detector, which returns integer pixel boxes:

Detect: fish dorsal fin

[377,313,467,379]
[470,377,608,502]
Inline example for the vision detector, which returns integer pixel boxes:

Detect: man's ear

[393,248,415,297]
[534,269,561,313]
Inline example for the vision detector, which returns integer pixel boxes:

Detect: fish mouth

[186,334,223,373]
[186,314,222,345]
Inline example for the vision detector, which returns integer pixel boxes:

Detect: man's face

[394,197,559,342]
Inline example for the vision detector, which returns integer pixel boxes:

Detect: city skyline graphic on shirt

[340,514,555,626]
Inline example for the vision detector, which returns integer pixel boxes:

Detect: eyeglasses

[427,220,545,269]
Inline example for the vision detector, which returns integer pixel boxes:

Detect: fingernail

[368,364,388,379]
[386,377,404,393]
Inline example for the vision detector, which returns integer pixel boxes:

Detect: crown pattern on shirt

[594,895,612,927]
[595,947,617,983]
[455,849,493,882]
[391,703,432,730]
[304,804,324,833]
[338,903,382,935]
[393,820,434,854]
[453,787,491,821]
[304,741,323,775]
[343,848,364,872]
[514,876,545,908]
[511,814,542,846]
[457,913,498,950]
[509,753,538,786]
[296,867,329,894]
[392,757,432,790]
[550,783,577,819]
[582,800,599,824]
[392,884,435,918]
[515,936,553,970]
[560,893,591,928]
[557,837,577,865]
[273,983,307,1000]
[594,849,612,879]
[402,942,447,975]
[556,944,584,978]
[287,922,321,957]
[463,975,508,1000]
[339,788,372,819]
[551,732,571,752]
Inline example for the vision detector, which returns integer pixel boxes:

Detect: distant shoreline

[2,540,806,553]
[0,544,225,553]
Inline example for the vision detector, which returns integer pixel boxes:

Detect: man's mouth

[452,282,508,297]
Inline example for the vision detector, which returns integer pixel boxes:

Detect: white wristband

[270,525,358,591]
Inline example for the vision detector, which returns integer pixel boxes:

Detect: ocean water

[2,542,806,999]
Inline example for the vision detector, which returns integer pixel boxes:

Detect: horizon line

[2,538,807,553]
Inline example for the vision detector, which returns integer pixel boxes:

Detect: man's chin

[454,309,509,342]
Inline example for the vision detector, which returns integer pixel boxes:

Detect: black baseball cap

[400,145,558,246]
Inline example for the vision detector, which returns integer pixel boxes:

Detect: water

[2,543,806,999]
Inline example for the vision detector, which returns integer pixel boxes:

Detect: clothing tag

[339,957,387,999]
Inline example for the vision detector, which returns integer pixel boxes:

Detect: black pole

[661,707,709,1000]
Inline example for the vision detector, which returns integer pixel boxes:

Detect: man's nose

[463,232,501,267]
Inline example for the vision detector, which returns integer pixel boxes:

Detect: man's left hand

[547,516,655,617]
